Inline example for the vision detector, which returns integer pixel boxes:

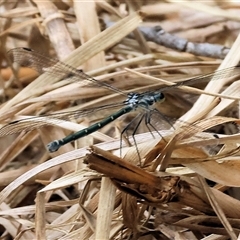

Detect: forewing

[0,102,124,137]
[160,65,240,92]
[8,47,97,85]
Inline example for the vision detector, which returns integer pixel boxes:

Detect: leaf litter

[1,1,240,239]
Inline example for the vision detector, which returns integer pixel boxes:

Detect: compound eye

[156,92,165,102]
[159,92,164,100]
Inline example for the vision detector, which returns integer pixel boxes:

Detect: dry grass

[1,1,240,239]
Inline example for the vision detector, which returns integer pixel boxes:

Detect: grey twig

[137,26,229,59]
[105,21,230,59]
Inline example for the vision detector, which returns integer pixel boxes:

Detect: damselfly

[0,47,240,153]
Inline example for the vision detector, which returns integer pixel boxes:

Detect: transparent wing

[0,102,125,137]
[8,47,125,94]
[159,64,240,91]
[8,47,79,81]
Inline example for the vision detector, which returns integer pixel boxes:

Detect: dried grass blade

[95,177,116,239]
[0,17,43,37]
[0,148,88,205]
[207,80,240,116]
[74,1,105,70]
[79,204,96,232]
[40,169,95,192]
[198,176,237,239]
[34,0,75,58]
[35,192,46,240]
[181,31,240,121]
[170,1,240,21]
[96,1,122,18]
[0,6,39,18]
[0,131,38,171]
